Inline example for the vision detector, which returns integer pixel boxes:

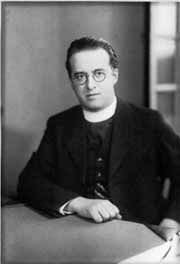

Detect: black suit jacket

[17,98,180,224]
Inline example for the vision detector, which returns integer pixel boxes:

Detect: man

[18,37,180,240]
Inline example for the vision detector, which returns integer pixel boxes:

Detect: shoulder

[118,98,161,122]
[117,98,163,131]
[47,104,81,127]
[120,99,180,145]
[129,102,161,123]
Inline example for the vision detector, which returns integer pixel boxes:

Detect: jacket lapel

[63,107,87,185]
[109,99,133,179]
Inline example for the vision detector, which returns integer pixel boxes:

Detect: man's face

[69,48,118,112]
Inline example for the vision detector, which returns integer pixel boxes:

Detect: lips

[86,93,100,98]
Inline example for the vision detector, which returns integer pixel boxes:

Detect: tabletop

[2,204,168,264]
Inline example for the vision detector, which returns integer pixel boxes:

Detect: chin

[85,103,105,112]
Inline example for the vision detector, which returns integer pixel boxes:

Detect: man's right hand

[67,197,122,223]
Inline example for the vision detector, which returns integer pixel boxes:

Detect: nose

[86,75,96,90]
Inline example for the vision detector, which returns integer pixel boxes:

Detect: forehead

[70,48,110,72]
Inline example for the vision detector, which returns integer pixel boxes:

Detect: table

[2,204,166,264]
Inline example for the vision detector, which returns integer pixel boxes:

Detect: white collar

[83,97,117,123]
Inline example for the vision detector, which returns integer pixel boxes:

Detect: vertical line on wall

[144,3,150,108]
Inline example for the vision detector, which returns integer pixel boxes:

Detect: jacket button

[97,172,101,177]
[97,157,103,162]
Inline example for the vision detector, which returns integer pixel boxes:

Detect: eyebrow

[73,68,105,74]
[72,68,107,77]
[93,68,105,72]
[73,71,86,76]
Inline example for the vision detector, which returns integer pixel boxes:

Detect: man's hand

[67,197,122,223]
[158,218,180,241]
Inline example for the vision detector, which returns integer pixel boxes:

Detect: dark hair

[65,36,119,76]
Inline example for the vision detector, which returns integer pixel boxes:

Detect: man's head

[66,37,119,112]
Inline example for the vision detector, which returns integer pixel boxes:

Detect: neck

[83,97,117,123]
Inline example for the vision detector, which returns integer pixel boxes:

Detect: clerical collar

[83,97,117,123]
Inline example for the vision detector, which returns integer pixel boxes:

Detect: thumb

[115,213,122,220]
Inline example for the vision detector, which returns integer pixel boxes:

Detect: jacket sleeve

[158,114,180,223]
[17,119,79,217]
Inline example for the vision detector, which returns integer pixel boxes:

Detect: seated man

[17,36,180,240]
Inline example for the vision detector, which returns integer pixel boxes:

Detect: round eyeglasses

[71,69,106,85]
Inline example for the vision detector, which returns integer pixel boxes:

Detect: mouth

[86,93,100,98]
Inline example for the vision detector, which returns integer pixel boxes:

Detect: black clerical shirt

[85,117,113,199]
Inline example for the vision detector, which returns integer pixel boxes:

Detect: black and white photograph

[1,1,180,263]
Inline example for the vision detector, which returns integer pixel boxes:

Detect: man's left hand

[159,218,180,241]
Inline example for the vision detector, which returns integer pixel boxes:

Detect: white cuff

[59,201,74,215]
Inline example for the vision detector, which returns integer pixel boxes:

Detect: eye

[94,70,106,81]
[74,72,86,81]
[94,70,104,77]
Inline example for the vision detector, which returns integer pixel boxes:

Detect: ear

[112,68,119,85]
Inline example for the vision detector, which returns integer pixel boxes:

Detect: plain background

[2,2,147,198]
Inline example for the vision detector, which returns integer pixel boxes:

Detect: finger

[108,204,122,220]
[100,203,115,220]
[164,228,178,241]
[102,201,120,219]
[90,209,103,223]
[98,206,112,221]
[105,200,119,213]
[150,225,177,241]
[115,213,122,220]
